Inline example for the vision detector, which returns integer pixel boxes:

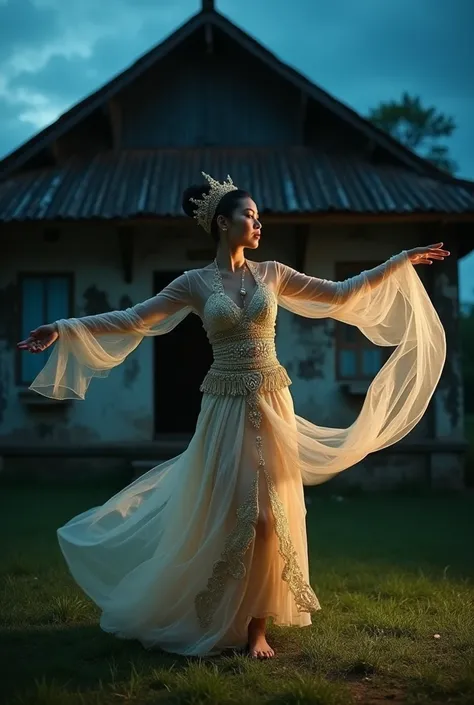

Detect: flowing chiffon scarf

[29,254,446,485]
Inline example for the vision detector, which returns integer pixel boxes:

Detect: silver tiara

[189,171,238,234]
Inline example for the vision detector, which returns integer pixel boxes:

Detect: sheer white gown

[30,256,445,656]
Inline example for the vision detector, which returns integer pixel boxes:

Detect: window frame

[16,271,74,386]
[334,261,390,381]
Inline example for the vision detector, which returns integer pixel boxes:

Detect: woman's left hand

[407,242,450,265]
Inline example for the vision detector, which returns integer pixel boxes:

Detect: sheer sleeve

[269,253,446,476]
[29,273,194,400]
[275,251,409,308]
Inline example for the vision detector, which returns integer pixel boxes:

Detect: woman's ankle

[248,616,266,632]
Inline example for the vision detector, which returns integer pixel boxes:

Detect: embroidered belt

[200,336,291,396]
[200,365,291,397]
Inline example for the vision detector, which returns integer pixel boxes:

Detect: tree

[367,92,458,174]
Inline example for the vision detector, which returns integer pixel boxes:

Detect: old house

[1,0,473,489]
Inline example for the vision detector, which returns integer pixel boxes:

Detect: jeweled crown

[189,171,238,234]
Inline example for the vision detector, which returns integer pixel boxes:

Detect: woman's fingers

[412,245,450,264]
[425,244,450,256]
[17,335,46,352]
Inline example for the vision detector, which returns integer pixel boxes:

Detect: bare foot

[247,632,275,659]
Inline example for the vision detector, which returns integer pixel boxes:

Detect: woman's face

[218,196,262,250]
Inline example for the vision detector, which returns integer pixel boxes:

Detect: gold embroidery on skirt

[194,472,260,629]
[195,366,318,631]
[263,466,321,614]
[247,390,262,431]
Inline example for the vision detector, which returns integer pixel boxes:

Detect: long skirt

[57,387,321,656]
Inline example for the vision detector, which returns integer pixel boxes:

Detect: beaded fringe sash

[200,364,291,397]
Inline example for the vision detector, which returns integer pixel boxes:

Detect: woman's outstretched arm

[17,273,192,353]
[275,243,449,305]
[21,272,196,400]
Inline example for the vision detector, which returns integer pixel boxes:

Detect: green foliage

[367,91,458,174]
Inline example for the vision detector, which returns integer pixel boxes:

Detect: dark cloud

[0,0,197,158]
[0,97,35,157]
[3,4,196,123]
[8,54,100,103]
[0,0,59,62]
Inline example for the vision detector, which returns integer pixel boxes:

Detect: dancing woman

[17,173,448,659]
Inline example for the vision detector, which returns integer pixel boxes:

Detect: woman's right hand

[17,323,59,353]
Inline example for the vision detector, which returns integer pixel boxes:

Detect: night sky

[1,0,473,299]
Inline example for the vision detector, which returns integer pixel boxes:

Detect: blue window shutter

[362,348,383,376]
[46,277,70,322]
[21,276,71,384]
[21,278,45,384]
[339,350,357,378]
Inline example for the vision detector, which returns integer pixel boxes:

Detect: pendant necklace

[214,258,248,306]
[239,261,247,302]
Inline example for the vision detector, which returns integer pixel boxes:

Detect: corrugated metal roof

[1,147,473,222]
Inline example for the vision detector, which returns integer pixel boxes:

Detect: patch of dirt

[349,680,407,703]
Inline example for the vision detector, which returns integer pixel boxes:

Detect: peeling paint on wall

[297,352,324,380]
[291,317,333,381]
[292,315,329,333]
[82,285,113,316]
[124,357,140,388]
[119,294,134,309]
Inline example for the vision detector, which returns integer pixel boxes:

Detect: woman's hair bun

[181,183,210,218]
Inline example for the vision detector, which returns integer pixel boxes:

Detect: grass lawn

[1,479,473,705]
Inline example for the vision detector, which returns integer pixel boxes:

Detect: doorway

[153,271,213,435]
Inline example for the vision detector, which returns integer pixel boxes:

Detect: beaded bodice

[199,261,291,397]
